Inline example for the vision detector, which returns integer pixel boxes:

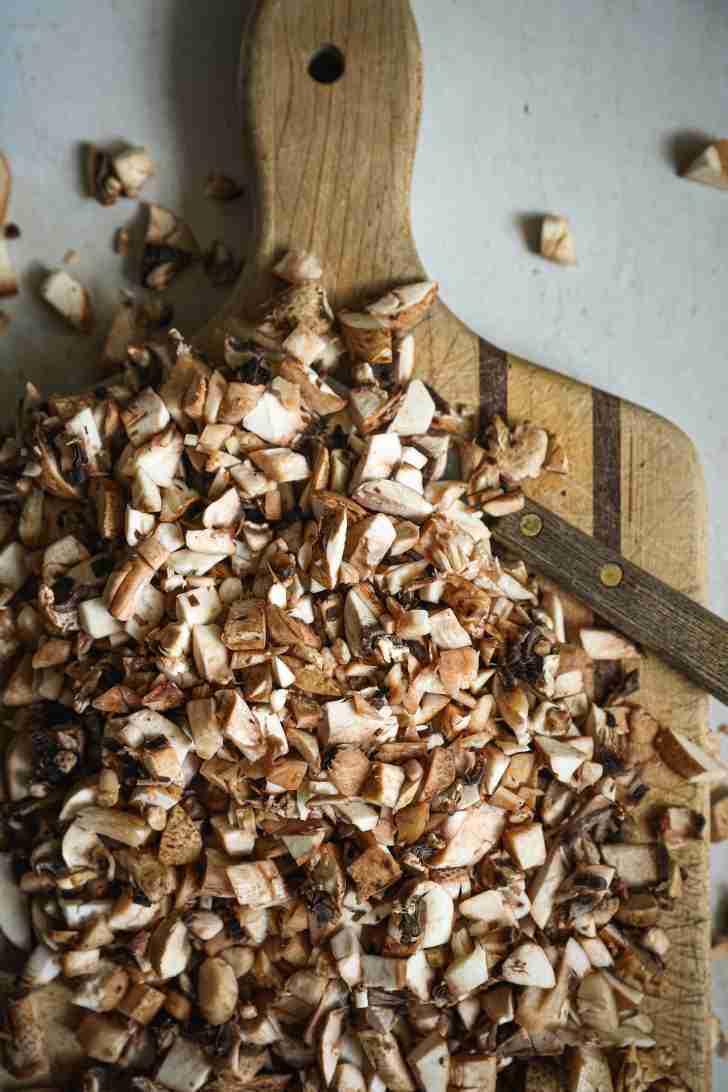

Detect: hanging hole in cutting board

[308,44,345,84]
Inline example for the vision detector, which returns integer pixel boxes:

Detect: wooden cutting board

[3,0,711,1087]
[201,0,710,1086]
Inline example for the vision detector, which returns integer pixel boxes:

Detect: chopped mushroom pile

[0,254,708,1092]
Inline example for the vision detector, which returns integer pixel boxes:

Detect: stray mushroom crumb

[0,152,19,298]
[141,203,201,291]
[540,214,576,266]
[85,142,155,205]
[0,251,705,1092]
[683,139,728,191]
[40,269,94,333]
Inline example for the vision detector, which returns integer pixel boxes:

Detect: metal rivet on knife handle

[600,563,623,588]
[520,513,543,538]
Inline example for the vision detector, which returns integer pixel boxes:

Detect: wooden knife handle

[491,498,728,704]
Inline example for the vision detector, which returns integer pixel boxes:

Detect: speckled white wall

[1,0,728,1082]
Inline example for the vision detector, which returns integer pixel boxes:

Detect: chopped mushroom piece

[600,844,665,888]
[366,281,438,332]
[349,845,401,900]
[388,381,436,436]
[142,203,200,290]
[149,915,191,979]
[502,942,556,988]
[41,270,94,332]
[156,1037,212,1092]
[338,311,392,363]
[712,795,728,842]
[226,860,288,907]
[112,145,155,196]
[407,1032,450,1092]
[0,152,11,225]
[683,139,728,190]
[0,233,17,297]
[656,727,727,783]
[86,142,154,203]
[358,1030,415,1092]
[274,249,323,283]
[198,956,239,1025]
[579,627,640,660]
[0,852,31,949]
[540,214,576,265]
[76,1011,130,1064]
[503,822,546,870]
[444,943,489,998]
[353,479,433,522]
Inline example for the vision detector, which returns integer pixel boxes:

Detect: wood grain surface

[4,0,711,1087]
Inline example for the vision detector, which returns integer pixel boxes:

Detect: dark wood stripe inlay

[478,337,507,440]
[592,388,622,703]
[592,389,621,549]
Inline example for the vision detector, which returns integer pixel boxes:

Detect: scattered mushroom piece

[338,311,392,363]
[112,145,155,197]
[0,852,31,949]
[711,794,728,842]
[656,726,728,784]
[358,1030,415,1092]
[407,1032,450,1092]
[226,860,288,907]
[156,1037,212,1092]
[540,214,576,265]
[366,281,438,333]
[600,843,666,889]
[198,956,239,1025]
[76,1011,130,1064]
[444,943,489,998]
[158,804,203,864]
[142,203,200,290]
[0,234,18,297]
[579,627,640,660]
[274,249,323,283]
[502,942,556,988]
[86,141,154,203]
[41,269,94,332]
[148,915,191,979]
[388,381,436,436]
[0,152,11,224]
[504,822,546,870]
[683,139,728,191]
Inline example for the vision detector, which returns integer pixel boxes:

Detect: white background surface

[2,0,728,1082]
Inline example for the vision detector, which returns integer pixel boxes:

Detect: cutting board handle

[223,0,427,321]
